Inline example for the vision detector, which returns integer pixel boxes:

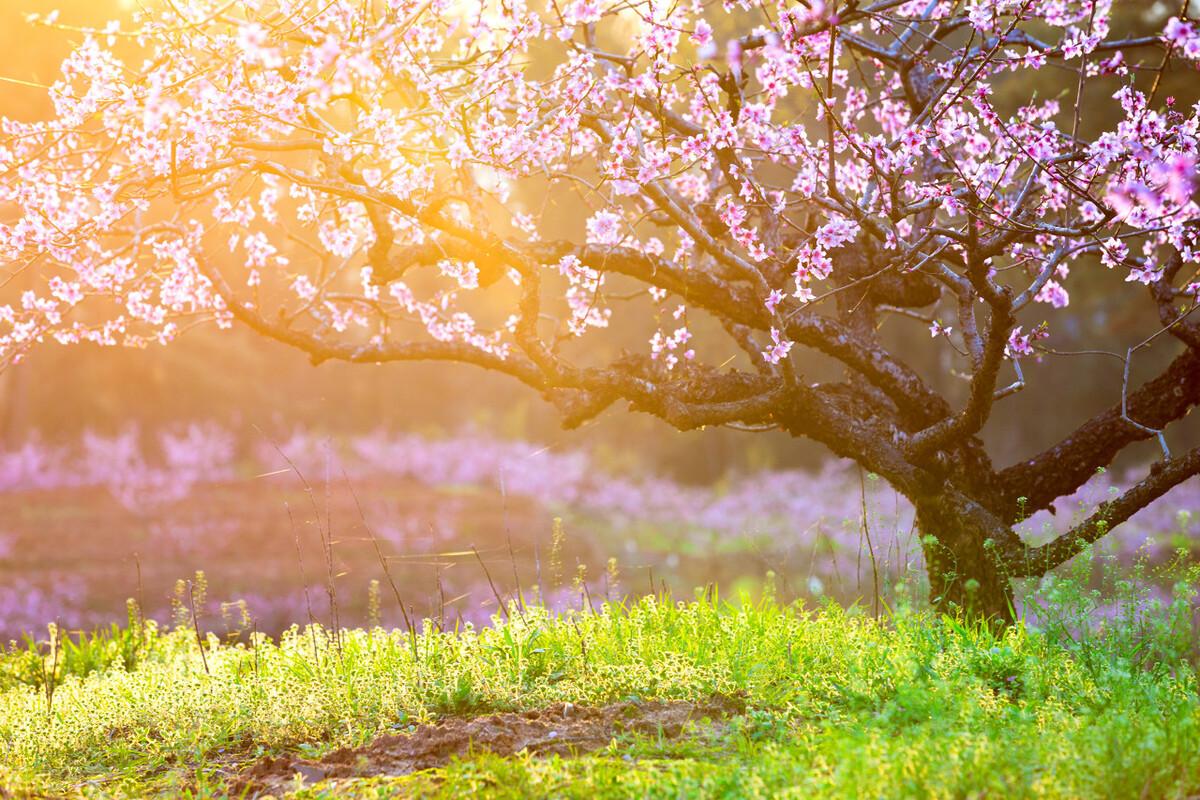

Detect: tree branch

[1010,446,1200,577]
[995,348,1200,518]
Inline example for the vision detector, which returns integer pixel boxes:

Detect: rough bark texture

[915,498,1016,625]
[994,349,1200,519]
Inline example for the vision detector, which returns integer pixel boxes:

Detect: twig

[859,467,881,617]
[436,566,446,633]
[500,469,527,618]
[506,534,527,621]
[571,618,590,673]
[187,580,211,677]
[472,545,510,620]
[42,622,62,717]
[286,501,320,662]
[256,426,339,653]
[322,441,342,656]
[132,551,146,648]
[343,469,418,660]
[252,618,261,687]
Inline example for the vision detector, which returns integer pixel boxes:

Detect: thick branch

[1010,447,1200,577]
[354,215,954,433]
[1150,250,1200,352]
[221,293,547,385]
[995,348,1200,517]
[905,301,1014,456]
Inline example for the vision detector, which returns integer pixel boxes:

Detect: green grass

[1,587,1199,798]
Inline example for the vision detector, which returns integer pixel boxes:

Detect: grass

[1,578,1199,798]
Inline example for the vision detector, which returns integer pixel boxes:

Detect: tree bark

[915,497,1016,626]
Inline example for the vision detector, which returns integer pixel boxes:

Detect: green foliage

[0,615,157,693]
[0,587,1199,798]
[1023,545,1200,672]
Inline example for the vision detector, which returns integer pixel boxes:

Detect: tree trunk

[914,497,1016,626]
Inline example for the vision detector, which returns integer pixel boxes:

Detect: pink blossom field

[1,425,1194,640]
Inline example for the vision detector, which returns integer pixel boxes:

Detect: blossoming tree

[3,0,1200,620]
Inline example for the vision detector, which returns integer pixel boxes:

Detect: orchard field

[3,0,1200,797]
[1,427,1199,797]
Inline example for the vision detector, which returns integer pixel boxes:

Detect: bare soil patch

[236,695,743,794]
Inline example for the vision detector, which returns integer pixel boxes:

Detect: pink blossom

[1006,325,1048,359]
[565,0,604,26]
[1164,17,1200,58]
[1034,280,1070,309]
[761,327,793,364]
[0,0,1197,425]
[586,210,624,246]
[815,215,860,250]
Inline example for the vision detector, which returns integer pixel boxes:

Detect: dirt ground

[235,695,745,795]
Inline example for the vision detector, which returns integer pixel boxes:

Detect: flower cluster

[0,0,1195,374]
